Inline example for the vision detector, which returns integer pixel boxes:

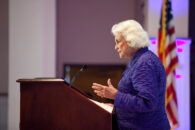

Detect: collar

[128,47,148,67]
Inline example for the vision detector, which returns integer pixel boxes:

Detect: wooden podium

[17,79,117,130]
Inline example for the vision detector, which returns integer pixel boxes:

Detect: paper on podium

[89,99,113,113]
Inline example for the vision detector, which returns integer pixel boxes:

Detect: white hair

[111,20,150,49]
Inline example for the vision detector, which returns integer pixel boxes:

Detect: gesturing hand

[92,78,118,99]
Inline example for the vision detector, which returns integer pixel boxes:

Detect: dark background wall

[189,0,195,129]
[0,0,8,94]
[189,0,195,43]
[0,0,8,130]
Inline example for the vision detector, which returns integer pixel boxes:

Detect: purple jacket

[114,47,170,130]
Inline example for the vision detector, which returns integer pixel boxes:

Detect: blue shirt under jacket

[114,47,170,130]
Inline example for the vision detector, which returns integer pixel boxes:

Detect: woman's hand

[92,78,118,99]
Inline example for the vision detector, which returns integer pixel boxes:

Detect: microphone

[69,65,87,87]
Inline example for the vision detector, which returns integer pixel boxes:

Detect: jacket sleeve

[114,61,159,112]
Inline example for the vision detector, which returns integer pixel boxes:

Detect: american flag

[157,0,179,128]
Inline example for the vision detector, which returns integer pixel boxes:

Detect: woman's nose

[115,45,118,50]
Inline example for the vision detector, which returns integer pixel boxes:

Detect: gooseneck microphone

[69,65,87,87]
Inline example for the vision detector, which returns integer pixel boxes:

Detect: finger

[94,90,102,95]
[107,78,112,86]
[93,83,105,87]
[94,90,103,98]
[92,85,104,90]
[94,90,99,95]
[92,85,103,89]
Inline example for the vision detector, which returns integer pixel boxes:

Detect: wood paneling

[64,64,126,103]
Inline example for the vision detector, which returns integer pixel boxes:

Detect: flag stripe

[165,42,176,57]
[169,27,175,36]
[170,97,178,120]
[165,56,178,75]
[166,82,178,104]
[166,101,178,125]
[165,33,176,49]
[165,49,178,69]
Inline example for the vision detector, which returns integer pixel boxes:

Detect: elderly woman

[92,20,170,130]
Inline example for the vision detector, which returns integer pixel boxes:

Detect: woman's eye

[116,40,120,44]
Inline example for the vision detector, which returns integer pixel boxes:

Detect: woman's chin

[119,55,124,58]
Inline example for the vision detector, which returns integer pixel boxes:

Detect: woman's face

[114,35,133,59]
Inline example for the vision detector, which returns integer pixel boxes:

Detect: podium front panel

[18,80,112,130]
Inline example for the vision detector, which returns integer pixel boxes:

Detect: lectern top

[16,78,64,82]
